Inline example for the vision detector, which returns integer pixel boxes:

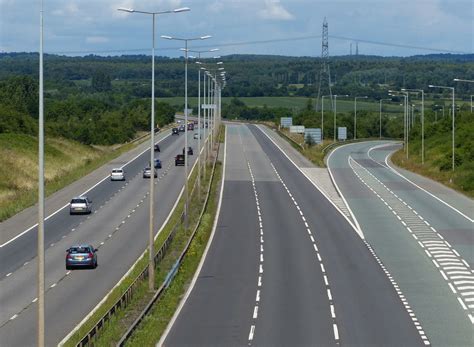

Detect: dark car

[153,158,162,169]
[66,244,97,269]
[178,125,185,132]
[143,167,158,178]
[172,128,179,135]
[205,122,209,128]
[183,147,193,155]
[175,154,185,166]
[187,123,194,131]
[154,143,160,152]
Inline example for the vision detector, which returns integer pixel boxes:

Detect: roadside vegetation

[0,133,148,221]
[391,109,474,198]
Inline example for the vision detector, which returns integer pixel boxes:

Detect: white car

[193,133,201,140]
[110,168,125,181]
[69,197,92,215]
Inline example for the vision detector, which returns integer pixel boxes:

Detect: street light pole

[322,95,331,142]
[354,96,368,140]
[379,99,391,139]
[333,95,349,141]
[38,1,45,345]
[118,6,190,291]
[429,85,455,171]
[161,34,211,231]
[402,88,425,164]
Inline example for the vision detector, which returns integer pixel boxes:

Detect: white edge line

[157,125,227,347]
[58,131,201,346]
[376,144,474,223]
[0,131,172,248]
[257,124,364,239]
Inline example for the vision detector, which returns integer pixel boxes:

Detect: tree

[91,70,111,92]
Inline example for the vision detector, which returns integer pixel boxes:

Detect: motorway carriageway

[162,124,425,346]
[0,129,198,346]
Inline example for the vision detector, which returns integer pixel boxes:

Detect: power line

[44,34,470,55]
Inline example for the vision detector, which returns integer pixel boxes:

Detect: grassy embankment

[0,132,148,222]
[391,111,474,198]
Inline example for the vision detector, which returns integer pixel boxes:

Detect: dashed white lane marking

[9,314,18,321]
[268,161,340,344]
[245,159,265,344]
[349,155,473,326]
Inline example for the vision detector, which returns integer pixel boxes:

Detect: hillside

[391,110,474,197]
[0,133,131,221]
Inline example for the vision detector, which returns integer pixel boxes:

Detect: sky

[0,0,472,57]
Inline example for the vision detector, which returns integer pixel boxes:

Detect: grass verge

[124,160,222,346]
[0,130,156,222]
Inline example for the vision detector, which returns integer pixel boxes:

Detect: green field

[161,96,408,113]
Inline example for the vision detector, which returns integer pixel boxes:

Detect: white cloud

[86,36,109,44]
[52,2,79,16]
[259,0,294,20]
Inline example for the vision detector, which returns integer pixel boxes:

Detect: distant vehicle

[172,128,179,135]
[175,154,185,166]
[69,197,92,215]
[143,167,157,178]
[193,120,198,124]
[177,120,182,124]
[187,123,194,131]
[178,125,185,132]
[154,143,160,152]
[66,244,97,269]
[193,133,201,140]
[110,168,125,181]
[205,122,209,128]
[183,146,193,155]
[153,158,162,169]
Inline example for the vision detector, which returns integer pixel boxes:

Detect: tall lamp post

[118,6,190,291]
[402,88,425,164]
[379,98,391,139]
[354,96,368,140]
[333,95,349,141]
[321,95,331,142]
[161,34,211,230]
[389,92,408,157]
[453,79,474,113]
[429,84,455,171]
[189,49,219,200]
[38,1,45,345]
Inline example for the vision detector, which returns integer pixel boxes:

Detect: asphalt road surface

[0,129,200,346]
[162,124,424,346]
[327,141,474,346]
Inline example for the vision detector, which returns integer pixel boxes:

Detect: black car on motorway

[172,128,179,135]
[175,154,185,166]
[178,125,185,132]
[183,146,193,155]
[154,143,160,151]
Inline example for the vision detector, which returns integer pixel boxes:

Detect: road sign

[201,104,216,110]
[184,108,193,116]
[280,117,292,128]
[338,127,347,141]
[290,125,305,134]
[305,128,322,144]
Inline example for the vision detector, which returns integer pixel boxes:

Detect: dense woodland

[0,52,473,145]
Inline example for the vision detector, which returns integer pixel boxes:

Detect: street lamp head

[210,48,219,52]
[117,7,134,12]
[200,35,212,40]
[213,56,221,59]
[218,67,224,70]
[161,35,173,40]
[428,85,435,88]
[173,7,190,13]
[216,61,224,65]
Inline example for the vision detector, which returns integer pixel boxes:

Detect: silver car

[143,167,157,178]
[69,197,92,215]
[110,168,125,181]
